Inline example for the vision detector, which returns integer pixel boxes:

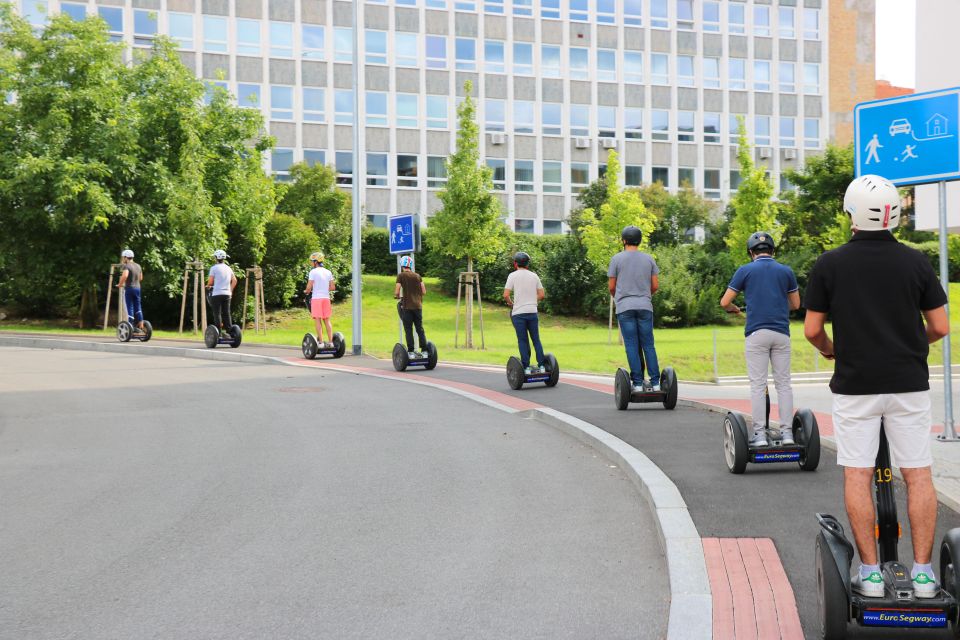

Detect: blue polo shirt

[727,257,798,337]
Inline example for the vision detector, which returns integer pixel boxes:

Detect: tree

[261,213,320,308]
[647,184,713,246]
[781,143,854,252]
[726,117,779,264]
[430,80,507,347]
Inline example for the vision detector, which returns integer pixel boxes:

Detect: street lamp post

[350,0,362,355]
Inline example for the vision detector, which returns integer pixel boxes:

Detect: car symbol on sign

[889,119,912,136]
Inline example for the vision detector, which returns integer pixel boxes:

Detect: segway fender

[816,513,854,595]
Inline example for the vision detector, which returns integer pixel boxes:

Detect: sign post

[855,87,959,440]
[389,214,420,348]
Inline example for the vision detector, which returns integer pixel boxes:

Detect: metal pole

[397,255,403,345]
[349,0,362,356]
[713,329,719,382]
[937,180,957,441]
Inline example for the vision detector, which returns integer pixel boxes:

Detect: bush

[261,213,320,308]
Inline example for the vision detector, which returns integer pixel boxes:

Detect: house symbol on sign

[928,113,948,137]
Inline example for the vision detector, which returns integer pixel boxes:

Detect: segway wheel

[614,368,632,410]
[816,532,850,640]
[661,367,678,410]
[229,324,242,348]
[392,343,409,372]
[425,342,438,370]
[795,409,821,471]
[204,324,219,349]
[506,356,525,390]
[939,529,960,606]
[544,353,560,387]
[117,320,133,343]
[723,412,749,474]
[140,320,152,342]
[332,332,346,358]
[301,333,318,360]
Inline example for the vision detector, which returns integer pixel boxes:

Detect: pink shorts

[310,298,332,320]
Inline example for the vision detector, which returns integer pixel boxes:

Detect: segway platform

[302,331,345,359]
[117,319,152,343]
[392,342,438,371]
[506,353,559,390]
[614,367,678,410]
[204,323,242,348]
[723,409,820,473]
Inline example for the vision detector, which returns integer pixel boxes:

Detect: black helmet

[746,231,775,254]
[514,251,530,268]
[621,226,643,246]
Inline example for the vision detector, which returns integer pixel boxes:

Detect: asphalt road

[0,348,665,640]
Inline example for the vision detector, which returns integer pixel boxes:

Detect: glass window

[542,0,560,19]
[753,5,770,37]
[367,214,387,228]
[678,167,695,187]
[237,19,261,55]
[779,7,795,39]
[485,0,504,13]
[513,42,533,75]
[597,0,615,23]
[652,110,669,141]
[804,118,820,148]
[203,81,227,105]
[677,55,694,86]
[729,114,743,144]
[703,1,720,32]
[335,151,353,185]
[456,0,476,10]
[168,12,193,50]
[397,155,418,187]
[365,29,387,64]
[625,108,642,139]
[730,169,742,192]
[543,162,562,192]
[427,156,448,188]
[543,220,563,235]
[487,159,506,190]
[366,153,388,186]
[755,115,771,146]
[780,117,796,147]
[598,106,616,138]
[270,22,293,57]
[428,0,447,6]
[780,173,795,193]
[729,58,746,90]
[334,28,352,62]
[779,62,795,93]
[597,49,616,82]
[624,51,642,83]
[804,63,820,94]
[625,165,642,186]
[514,219,535,234]
[304,149,325,167]
[542,45,561,78]
[238,84,262,109]
[99,6,123,41]
[678,111,695,142]
[455,38,476,71]
[569,0,588,21]
[61,1,85,21]
[426,36,447,69]
[303,25,324,59]
[366,92,387,126]
[728,3,745,34]
[133,10,157,46]
[396,33,417,66]
[485,99,505,131]
[570,105,589,136]
[514,0,533,16]
[704,169,720,200]
[804,8,820,39]
[397,94,418,128]
[542,103,561,135]
[624,0,641,25]
[515,160,534,191]
[570,163,589,192]
[703,112,721,143]
[651,0,668,28]
[754,60,771,92]
[677,0,693,29]
[426,95,447,128]
[334,89,353,124]
[514,101,534,134]
[485,41,505,73]
[271,86,293,120]
[703,57,720,89]
[303,88,325,122]
[652,53,669,85]
[570,48,589,80]
[272,149,294,174]
[652,167,669,187]
[23,0,48,26]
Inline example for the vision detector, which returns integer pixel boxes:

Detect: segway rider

[609,226,661,392]
[305,252,336,347]
[206,250,237,329]
[804,175,949,598]
[394,255,428,358]
[720,232,800,446]
[117,249,144,330]
[503,251,546,375]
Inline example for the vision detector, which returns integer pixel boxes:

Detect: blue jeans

[124,287,143,324]
[511,313,545,368]
[617,309,660,386]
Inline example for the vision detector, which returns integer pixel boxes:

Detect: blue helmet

[399,255,413,269]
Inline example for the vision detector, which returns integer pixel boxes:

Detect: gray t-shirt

[504,269,543,315]
[607,250,659,314]
[122,262,142,289]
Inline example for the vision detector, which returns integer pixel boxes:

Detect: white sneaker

[750,430,768,447]
[913,572,939,598]
[651,383,661,392]
[632,384,645,393]
[408,351,417,358]
[852,571,885,598]
[524,367,533,375]
[780,428,795,445]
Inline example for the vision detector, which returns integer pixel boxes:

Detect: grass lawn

[3,277,959,382]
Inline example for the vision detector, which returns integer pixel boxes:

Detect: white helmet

[213,249,228,260]
[843,174,901,231]
[121,249,134,258]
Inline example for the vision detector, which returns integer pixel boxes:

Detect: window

[485,0,504,13]
[624,51,642,83]
[678,111,695,142]
[514,101,535,134]
[304,150,326,167]
[729,58,746,90]
[61,2,85,21]
[455,38,476,70]
[804,63,820,94]
[515,160,534,191]
[426,96,447,128]
[730,170,742,192]
[625,108,642,139]
[729,114,743,144]
[366,92,387,126]
[237,19,261,55]
[596,49,616,82]
[238,84,262,109]
[703,112,721,143]
[397,155,418,187]
[335,151,353,185]
[513,42,533,75]
[543,162,562,192]
[203,81,227,105]
[753,5,770,37]
[652,53,669,85]
[652,110,669,141]
[397,94,418,128]
[271,86,293,120]
[779,62,795,93]
[334,89,353,124]
[487,159,506,190]
[676,0,693,29]
[456,0,476,9]
[571,163,589,193]
[678,167,695,188]
[485,99,505,131]
[625,165,642,186]
[23,0,48,26]
[366,153,388,186]
[168,12,193,49]
[703,57,720,89]
[541,45,561,78]
[538,102,560,135]
[428,0,447,6]
[570,48,589,80]
[651,0,668,28]
[133,10,157,46]
[569,0,588,21]
[754,60,771,92]
[652,167,669,187]
[704,169,720,200]
[804,8,820,39]
[426,36,447,69]
[728,3,745,34]
[804,118,820,148]
[514,0,533,16]
[677,55,694,86]
[780,117,796,148]
[367,214,387,229]
[597,107,616,138]
[98,6,123,41]
[542,0,560,19]
[270,22,293,57]
[597,0,615,23]
[570,105,589,136]
[427,156,447,188]
[334,28,352,62]
[396,33,417,66]
[272,149,294,174]
[485,41,505,73]
[624,0,641,25]
[780,173,795,193]
[779,7,795,39]
[703,1,720,32]
[303,88,325,122]
[755,116,771,146]
[514,219,534,234]
[543,221,563,235]
[303,25,324,59]
[365,30,387,64]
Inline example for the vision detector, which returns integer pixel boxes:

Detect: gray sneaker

[780,427,795,445]
[750,429,769,447]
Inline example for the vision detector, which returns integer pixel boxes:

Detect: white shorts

[832,392,933,468]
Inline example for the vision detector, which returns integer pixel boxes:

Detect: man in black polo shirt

[804,174,949,599]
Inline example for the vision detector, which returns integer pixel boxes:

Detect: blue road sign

[388,214,416,254]
[855,87,960,186]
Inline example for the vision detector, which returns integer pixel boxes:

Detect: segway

[300,297,345,359]
[816,424,960,638]
[392,301,437,371]
[506,353,560,390]
[117,316,152,342]
[203,294,242,348]
[613,349,678,410]
[722,386,820,473]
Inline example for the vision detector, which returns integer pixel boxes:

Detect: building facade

[19,0,842,234]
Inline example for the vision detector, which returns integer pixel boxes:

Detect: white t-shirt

[504,269,543,315]
[209,263,233,296]
[309,266,334,299]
